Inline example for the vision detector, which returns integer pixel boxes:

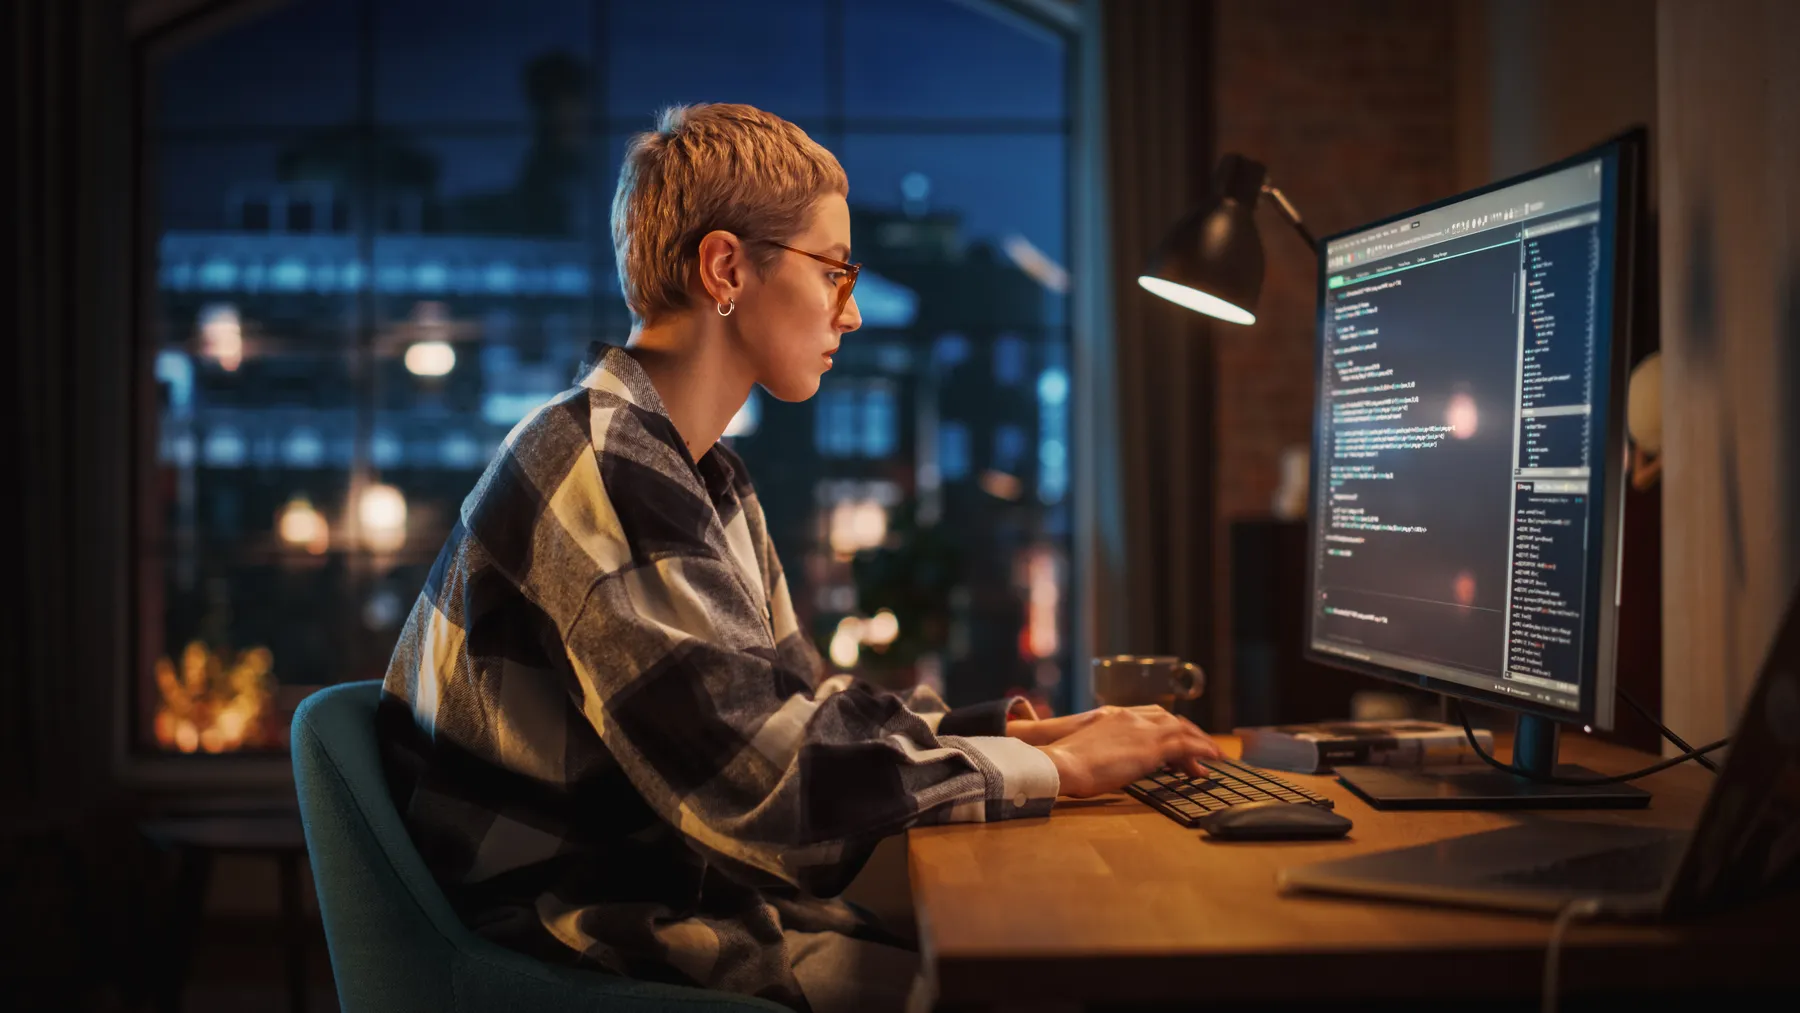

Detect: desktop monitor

[1302,130,1648,808]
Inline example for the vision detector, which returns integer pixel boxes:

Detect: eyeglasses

[756,240,861,314]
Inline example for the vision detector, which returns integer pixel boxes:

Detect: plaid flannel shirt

[379,343,1058,1008]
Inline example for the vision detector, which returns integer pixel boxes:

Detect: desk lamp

[1138,154,1318,324]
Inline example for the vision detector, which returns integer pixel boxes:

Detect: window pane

[596,132,635,289]
[154,0,360,131]
[843,0,1066,121]
[731,129,1074,712]
[159,139,301,233]
[149,134,367,752]
[838,133,1069,272]
[604,0,828,122]
[375,0,595,125]
[366,127,606,667]
[383,131,601,240]
[139,0,1081,752]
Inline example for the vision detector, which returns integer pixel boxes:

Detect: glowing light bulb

[829,616,862,669]
[199,303,244,371]
[863,609,900,647]
[359,483,407,553]
[276,495,329,555]
[404,340,456,377]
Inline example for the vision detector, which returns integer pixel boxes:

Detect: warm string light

[152,641,279,754]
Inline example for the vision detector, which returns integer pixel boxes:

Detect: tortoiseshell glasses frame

[755,240,861,313]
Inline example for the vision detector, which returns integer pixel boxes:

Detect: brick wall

[1210,0,1461,716]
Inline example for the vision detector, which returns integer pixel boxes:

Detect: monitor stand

[1332,714,1651,810]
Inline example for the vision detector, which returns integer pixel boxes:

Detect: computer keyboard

[1125,757,1335,827]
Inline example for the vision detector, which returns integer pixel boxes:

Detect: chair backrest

[291,681,462,1012]
[292,681,787,1013]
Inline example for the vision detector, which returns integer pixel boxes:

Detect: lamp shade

[1138,154,1268,325]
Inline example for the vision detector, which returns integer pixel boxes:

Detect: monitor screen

[1304,134,1642,728]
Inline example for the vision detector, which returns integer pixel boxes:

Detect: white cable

[1543,898,1604,1013]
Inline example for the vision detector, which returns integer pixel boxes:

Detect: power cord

[1616,686,1722,773]
[1454,703,1730,785]
[1542,897,1604,1013]
[1454,691,1717,1012]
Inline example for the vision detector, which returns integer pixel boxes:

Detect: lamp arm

[1261,180,1319,253]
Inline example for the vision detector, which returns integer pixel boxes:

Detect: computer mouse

[1195,801,1353,841]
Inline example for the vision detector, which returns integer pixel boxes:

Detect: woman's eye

[827,271,848,283]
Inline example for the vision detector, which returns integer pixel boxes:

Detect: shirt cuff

[935,695,1039,737]
[943,734,1060,819]
[936,699,1008,737]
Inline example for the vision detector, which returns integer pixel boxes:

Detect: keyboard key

[1129,762,1337,826]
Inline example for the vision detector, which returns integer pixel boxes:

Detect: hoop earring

[717,299,735,317]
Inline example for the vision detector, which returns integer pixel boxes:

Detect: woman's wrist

[1038,744,1083,797]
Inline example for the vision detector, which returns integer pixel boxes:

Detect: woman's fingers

[1156,721,1221,771]
[1158,725,1209,761]
[1171,714,1222,759]
[1191,729,1222,759]
[1147,712,1221,755]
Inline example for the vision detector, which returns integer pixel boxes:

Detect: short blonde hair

[612,103,848,324]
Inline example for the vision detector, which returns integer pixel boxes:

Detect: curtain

[3,0,157,998]
[1075,0,1220,722]
[4,0,135,814]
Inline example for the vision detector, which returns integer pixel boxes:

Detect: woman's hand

[1005,708,1112,746]
[1034,706,1221,797]
[1007,704,1192,746]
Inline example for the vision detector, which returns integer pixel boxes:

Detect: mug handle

[1171,662,1206,701]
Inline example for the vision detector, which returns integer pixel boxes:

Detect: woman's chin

[763,373,824,403]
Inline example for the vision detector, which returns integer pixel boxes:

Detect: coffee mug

[1091,655,1206,709]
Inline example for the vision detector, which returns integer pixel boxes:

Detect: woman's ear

[695,230,746,308]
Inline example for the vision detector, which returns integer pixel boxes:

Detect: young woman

[379,103,1219,1013]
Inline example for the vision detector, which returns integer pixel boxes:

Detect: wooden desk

[907,734,1800,1007]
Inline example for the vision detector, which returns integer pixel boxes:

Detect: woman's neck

[624,313,755,464]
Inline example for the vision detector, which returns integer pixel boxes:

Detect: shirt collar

[576,341,739,497]
[576,341,669,416]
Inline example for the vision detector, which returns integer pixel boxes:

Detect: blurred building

[739,204,1071,709]
[147,140,1070,751]
[138,1,1075,755]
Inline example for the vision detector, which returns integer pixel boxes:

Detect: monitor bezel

[1301,128,1647,731]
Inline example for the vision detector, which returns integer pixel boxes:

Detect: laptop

[1279,586,1800,919]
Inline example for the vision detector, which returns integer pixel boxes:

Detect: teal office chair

[292,681,786,1013]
